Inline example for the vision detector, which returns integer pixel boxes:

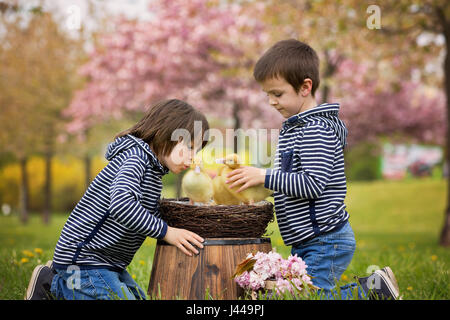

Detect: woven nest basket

[159,198,274,238]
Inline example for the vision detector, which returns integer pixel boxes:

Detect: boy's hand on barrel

[164,226,204,256]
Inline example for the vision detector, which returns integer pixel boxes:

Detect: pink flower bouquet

[232,250,318,297]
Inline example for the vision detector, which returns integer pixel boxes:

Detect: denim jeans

[50,266,146,300]
[291,221,367,300]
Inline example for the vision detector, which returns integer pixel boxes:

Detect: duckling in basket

[181,160,213,205]
[214,153,272,205]
[212,164,242,205]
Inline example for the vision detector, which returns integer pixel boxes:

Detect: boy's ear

[300,78,313,97]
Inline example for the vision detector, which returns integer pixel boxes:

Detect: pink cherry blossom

[234,271,250,289]
[234,250,313,295]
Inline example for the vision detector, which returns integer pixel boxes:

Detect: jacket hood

[105,134,169,175]
[282,103,348,148]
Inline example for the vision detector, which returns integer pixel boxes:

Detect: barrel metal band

[157,237,271,246]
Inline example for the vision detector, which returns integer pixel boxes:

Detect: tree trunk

[43,150,52,225]
[321,84,330,104]
[84,154,92,189]
[321,48,341,104]
[19,157,29,224]
[84,128,92,190]
[439,32,450,247]
[232,102,241,154]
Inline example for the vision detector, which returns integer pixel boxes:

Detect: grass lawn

[0,178,448,300]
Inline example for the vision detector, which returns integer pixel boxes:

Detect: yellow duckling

[181,160,213,204]
[215,154,272,205]
[212,164,242,205]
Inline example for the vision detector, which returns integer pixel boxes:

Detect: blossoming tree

[335,59,446,148]
[0,6,85,224]
[65,0,281,136]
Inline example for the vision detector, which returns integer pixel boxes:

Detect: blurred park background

[0,0,449,299]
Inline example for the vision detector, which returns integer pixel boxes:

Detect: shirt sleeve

[264,123,336,199]
[108,155,168,239]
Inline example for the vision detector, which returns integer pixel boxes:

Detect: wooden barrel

[148,237,272,300]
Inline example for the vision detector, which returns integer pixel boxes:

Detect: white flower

[249,271,265,291]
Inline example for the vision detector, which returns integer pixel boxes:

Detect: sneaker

[45,260,57,275]
[25,265,55,300]
[357,266,400,300]
[380,266,400,296]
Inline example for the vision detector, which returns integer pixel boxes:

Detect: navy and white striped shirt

[52,134,169,271]
[265,103,350,246]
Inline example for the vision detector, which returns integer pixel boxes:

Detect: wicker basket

[159,198,274,238]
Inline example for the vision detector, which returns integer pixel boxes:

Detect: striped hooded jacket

[52,134,169,271]
[264,103,350,246]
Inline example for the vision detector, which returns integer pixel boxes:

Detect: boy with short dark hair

[226,39,400,300]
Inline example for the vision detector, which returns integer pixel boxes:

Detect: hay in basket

[159,198,274,238]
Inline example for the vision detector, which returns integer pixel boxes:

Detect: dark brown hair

[115,99,209,157]
[253,39,320,96]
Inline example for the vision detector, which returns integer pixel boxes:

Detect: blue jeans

[50,266,146,300]
[291,221,367,300]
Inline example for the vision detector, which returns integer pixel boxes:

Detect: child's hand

[226,166,266,193]
[163,226,204,256]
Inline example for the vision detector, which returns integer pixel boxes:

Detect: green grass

[0,178,449,300]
